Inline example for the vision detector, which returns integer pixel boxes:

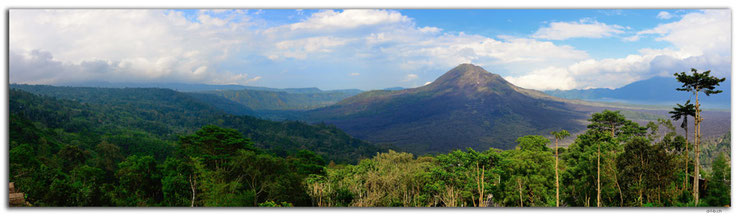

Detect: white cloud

[642,10,729,56]
[418,26,442,33]
[287,9,410,31]
[506,45,730,90]
[622,34,641,42]
[532,18,626,40]
[9,9,258,85]
[10,9,729,91]
[505,67,577,90]
[505,9,731,90]
[9,49,261,85]
[259,9,591,85]
[657,11,674,19]
[272,36,351,59]
[627,10,730,56]
[402,74,419,82]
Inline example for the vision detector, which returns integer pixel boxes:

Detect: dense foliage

[9,84,730,207]
[304,110,730,207]
[10,85,383,164]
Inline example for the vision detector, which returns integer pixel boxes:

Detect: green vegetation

[302,110,729,207]
[706,154,731,206]
[10,85,382,164]
[674,68,726,206]
[671,100,696,191]
[8,67,729,207]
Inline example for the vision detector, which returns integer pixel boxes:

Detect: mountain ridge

[301,64,587,154]
[544,76,731,109]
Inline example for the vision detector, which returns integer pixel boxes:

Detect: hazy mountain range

[544,76,731,109]
[15,64,730,155]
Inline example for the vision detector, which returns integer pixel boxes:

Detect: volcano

[305,64,588,154]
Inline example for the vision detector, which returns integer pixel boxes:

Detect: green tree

[617,137,651,206]
[588,110,627,137]
[288,150,326,176]
[113,155,162,206]
[179,125,254,170]
[705,154,730,206]
[670,100,695,191]
[160,157,194,206]
[230,149,286,206]
[57,144,89,172]
[674,68,726,206]
[501,136,554,207]
[587,110,627,207]
[550,130,570,207]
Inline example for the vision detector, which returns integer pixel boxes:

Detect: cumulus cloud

[657,11,674,19]
[625,10,730,56]
[9,9,729,91]
[507,10,730,90]
[271,36,351,60]
[532,18,626,40]
[505,67,577,90]
[256,9,592,88]
[10,9,260,85]
[9,49,261,85]
[288,9,411,31]
[402,74,419,82]
[504,51,723,90]
[639,10,730,56]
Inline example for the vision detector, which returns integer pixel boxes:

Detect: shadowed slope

[305,64,587,154]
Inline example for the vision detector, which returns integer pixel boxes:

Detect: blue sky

[9,9,731,90]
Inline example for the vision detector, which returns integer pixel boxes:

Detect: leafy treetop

[675,68,726,96]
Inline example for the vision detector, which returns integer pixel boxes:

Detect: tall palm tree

[669,100,695,192]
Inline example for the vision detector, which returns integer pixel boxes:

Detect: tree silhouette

[669,100,695,192]
[674,68,725,206]
[550,129,570,207]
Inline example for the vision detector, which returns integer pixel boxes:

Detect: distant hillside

[58,81,364,94]
[10,84,382,163]
[54,81,364,114]
[201,88,363,111]
[545,76,731,109]
[186,92,256,116]
[300,64,589,154]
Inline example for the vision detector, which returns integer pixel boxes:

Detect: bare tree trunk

[555,138,560,207]
[442,185,459,207]
[517,178,524,207]
[189,174,196,207]
[606,161,623,207]
[597,142,601,207]
[639,153,645,206]
[639,174,643,206]
[694,93,701,206]
[611,126,615,137]
[476,163,486,207]
[684,126,689,191]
